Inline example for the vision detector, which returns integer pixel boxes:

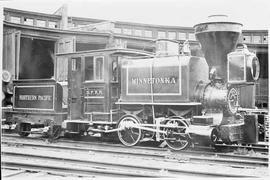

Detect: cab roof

[56,48,154,58]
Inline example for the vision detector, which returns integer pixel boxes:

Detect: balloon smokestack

[193,15,243,81]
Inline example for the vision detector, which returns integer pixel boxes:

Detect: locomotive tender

[5,16,260,150]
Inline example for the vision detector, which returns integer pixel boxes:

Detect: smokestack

[193,15,242,81]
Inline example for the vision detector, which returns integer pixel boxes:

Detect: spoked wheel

[17,123,31,137]
[44,119,62,140]
[210,128,219,145]
[164,118,190,150]
[48,125,62,140]
[117,115,142,147]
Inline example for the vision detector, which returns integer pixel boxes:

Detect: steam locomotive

[4,16,261,150]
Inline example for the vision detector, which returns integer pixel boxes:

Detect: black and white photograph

[0,0,269,179]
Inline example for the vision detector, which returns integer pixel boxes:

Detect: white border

[126,58,182,96]
[13,85,55,111]
[84,96,104,99]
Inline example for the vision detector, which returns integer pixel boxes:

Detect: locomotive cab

[58,48,154,136]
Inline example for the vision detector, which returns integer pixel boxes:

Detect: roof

[55,48,154,57]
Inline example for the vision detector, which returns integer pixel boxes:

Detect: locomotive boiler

[4,15,261,150]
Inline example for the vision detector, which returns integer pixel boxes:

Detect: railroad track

[2,140,268,167]
[2,134,268,162]
[3,132,269,153]
[214,143,269,153]
[1,135,269,178]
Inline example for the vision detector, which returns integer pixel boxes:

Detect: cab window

[85,56,104,81]
[95,57,104,80]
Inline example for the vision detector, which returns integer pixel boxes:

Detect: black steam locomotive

[4,16,262,150]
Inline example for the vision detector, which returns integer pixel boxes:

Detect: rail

[2,136,268,178]
[238,107,268,114]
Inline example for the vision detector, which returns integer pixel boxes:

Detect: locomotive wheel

[48,125,62,140]
[164,118,190,150]
[210,128,220,145]
[17,123,31,137]
[117,115,142,147]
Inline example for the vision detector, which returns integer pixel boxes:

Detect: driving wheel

[164,118,190,150]
[117,115,142,146]
[48,125,62,140]
[17,123,31,137]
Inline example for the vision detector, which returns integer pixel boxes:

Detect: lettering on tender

[19,95,37,100]
[131,77,177,85]
[19,95,52,101]
[38,95,52,101]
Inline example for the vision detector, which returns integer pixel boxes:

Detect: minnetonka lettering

[19,95,52,101]
[131,77,177,84]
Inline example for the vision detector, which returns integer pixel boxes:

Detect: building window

[123,28,132,35]
[36,19,46,27]
[188,33,196,41]
[158,31,166,39]
[4,14,8,21]
[68,23,75,28]
[263,36,268,44]
[49,21,57,28]
[58,41,74,53]
[85,56,104,81]
[56,57,68,82]
[168,32,176,39]
[134,29,143,36]
[71,57,81,71]
[243,35,251,43]
[253,35,261,44]
[178,32,187,40]
[144,30,153,38]
[114,27,122,34]
[24,18,33,25]
[10,16,21,24]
